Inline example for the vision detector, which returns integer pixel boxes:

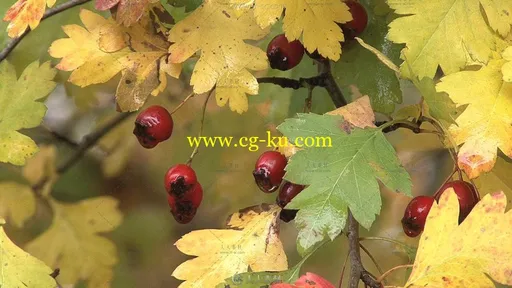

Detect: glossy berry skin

[167,183,203,224]
[133,105,173,148]
[165,164,198,199]
[401,196,435,237]
[253,151,287,193]
[434,180,479,223]
[276,181,305,208]
[267,34,305,71]
[340,1,368,41]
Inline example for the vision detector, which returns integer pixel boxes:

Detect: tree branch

[0,0,92,62]
[347,211,382,288]
[319,59,347,107]
[257,74,327,90]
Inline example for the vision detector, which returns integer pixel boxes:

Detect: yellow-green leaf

[479,0,512,37]
[502,46,512,82]
[172,204,287,287]
[168,1,268,113]
[0,183,35,228]
[25,197,123,287]
[0,61,56,165]
[404,190,512,287]
[436,58,512,179]
[0,218,57,288]
[387,0,497,78]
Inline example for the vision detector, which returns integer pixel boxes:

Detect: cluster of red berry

[132,105,203,224]
[253,151,305,222]
[401,180,480,237]
[266,1,368,71]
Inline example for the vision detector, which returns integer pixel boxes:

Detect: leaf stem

[376,264,413,284]
[337,252,350,288]
[186,89,213,165]
[170,92,195,114]
[359,243,385,282]
[0,0,93,62]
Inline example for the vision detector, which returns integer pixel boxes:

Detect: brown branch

[0,0,92,62]
[257,74,327,90]
[347,211,382,288]
[319,59,347,107]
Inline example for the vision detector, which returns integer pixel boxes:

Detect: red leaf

[295,273,335,288]
[95,0,119,10]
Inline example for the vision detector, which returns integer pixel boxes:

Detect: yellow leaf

[50,9,181,112]
[387,0,497,78]
[502,46,512,82]
[326,96,376,128]
[168,1,268,114]
[355,37,400,73]
[0,183,35,228]
[22,145,56,187]
[25,197,123,287]
[232,0,351,60]
[0,218,57,288]
[172,204,287,287]
[404,190,512,287]
[3,0,56,38]
[0,61,56,166]
[436,59,512,179]
[479,0,512,37]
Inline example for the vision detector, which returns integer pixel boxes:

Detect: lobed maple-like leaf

[50,9,181,112]
[479,0,512,37]
[387,0,501,78]
[230,0,352,60]
[404,190,512,287]
[172,204,287,287]
[25,197,123,288]
[502,46,512,82]
[168,1,269,114]
[0,183,35,228]
[277,97,411,253]
[415,77,460,125]
[436,58,512,179]
[95,0,159,26]
[2,0,55,38]
[0,61,56,165]
[0,218,57,288]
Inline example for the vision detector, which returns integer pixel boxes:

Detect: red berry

[267,34,305,71]
[434,180,479,223]
[253,151,287,193]
[165,164,198,198]
[340,1,368,41]
[276,181,305,208]
[133,105,173,148]
[168,195,198,224]
[401,196,435,237]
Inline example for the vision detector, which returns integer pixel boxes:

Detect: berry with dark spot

[253,151,287,193]
[267,34,305,71]
[279,209,298,223]
[168,196,197,224]
[401,196,435,237]
[276,181,305,208]
[165,164,198,199]
[133,105,173,148]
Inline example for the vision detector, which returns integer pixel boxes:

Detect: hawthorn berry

[167,183,203,224]
[434,180,479,223]
[267,34,305,71]
[401,196,435,237]
[133,105,173,148]
[340,0,368,41]
[276,181,305,208]
[165,164,198,198]
[253,151,287,193]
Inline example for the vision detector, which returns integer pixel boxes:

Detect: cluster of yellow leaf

[0,146,123,288]
[50,8,181,112]
[172,204,287,287]
[95,0,160,26]
[3,0,55,38]
[387,0,512,179]
[404,189,512,287]
[0,218,57,288]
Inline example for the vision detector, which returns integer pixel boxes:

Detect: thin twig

[186,90,213,165]
[0,0,93,62]
[257,74,327,90]
[170,92,195,114]
[56,112,134,174]
[338,252,350,288]
[319,59,347,107]
[304,86,314,112]
[376,264,413,284]
[359,243,385,282]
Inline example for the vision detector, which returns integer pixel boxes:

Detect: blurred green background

[1,1,510,288]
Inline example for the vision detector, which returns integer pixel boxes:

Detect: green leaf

[277,113,411,253]
[0,61,57,165]
[415,77,460,124]
[332,0,403,114]
[166,0,202,12]
[0,218,57,288]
